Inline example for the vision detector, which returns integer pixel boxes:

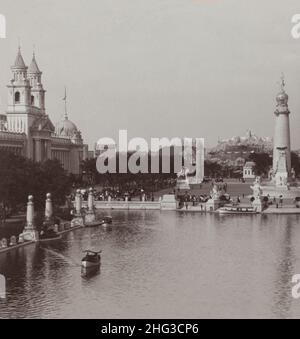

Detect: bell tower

[6,47,33,135]
[28,52,46,114]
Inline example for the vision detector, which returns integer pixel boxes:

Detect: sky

[0,0,300,150]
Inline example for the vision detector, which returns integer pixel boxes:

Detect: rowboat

[39,229,62,242]
[218,206,258,215]
[101,216,112,226]
[85,221,103,227]
[81,250,101,268]
[85,216,112,228]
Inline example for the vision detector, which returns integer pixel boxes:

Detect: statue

[251,176,264,212]
[176,166,190,191]
[85,188,96,225]
[71,189,85,227]
[20,195,39,242]
[251,177,262,200]
[177,166,189,180]
[210,184,221,200]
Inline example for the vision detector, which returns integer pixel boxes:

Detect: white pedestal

[161,195,177,210]
[206,199,220,212]
[85,212,96,225]
[71,217,84,228]
[252,199,263,213]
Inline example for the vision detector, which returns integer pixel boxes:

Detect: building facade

[0,48,88,174]
[243,161,256,180]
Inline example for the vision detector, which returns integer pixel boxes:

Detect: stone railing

[92,201,162,210]
[0,234,34,253]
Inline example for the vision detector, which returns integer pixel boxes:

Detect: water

[1,211,300,319]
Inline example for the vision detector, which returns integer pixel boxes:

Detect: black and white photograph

[1,0,300,323]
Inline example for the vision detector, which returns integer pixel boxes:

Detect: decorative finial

[63,86,68,119]
[18,37,21,51]
[33,44,36,58]
[280,73,286,92]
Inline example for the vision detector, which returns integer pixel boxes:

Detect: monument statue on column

[206,183,222,211]
[85,188,97,226]
[20,195,39,242]
[71,189,85,227]
[251,177,263,212]
[260,75,300,199]
[176,166,190,191]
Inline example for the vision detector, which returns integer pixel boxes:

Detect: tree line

[0,150,71,214]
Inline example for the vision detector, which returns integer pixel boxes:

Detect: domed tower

[28,52,46,114]
[6,47,32,134]
[55,88,82,141]
[7,47,31,112]
[56,115,79,138]
[272,75,292,184]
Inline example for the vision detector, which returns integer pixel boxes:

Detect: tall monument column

[20,195,39,242]
[272,76,292,181]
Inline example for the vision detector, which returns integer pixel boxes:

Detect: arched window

[15,91,20,104]
[31,95,35,105]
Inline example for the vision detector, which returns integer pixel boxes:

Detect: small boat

[218,206,258,215]
[81,250,102,268]
[39,234,62,242]
[85,221,103,227]
[85,217,112,228]
[81,266,100,278]
[101,216,112,225]
[39,229,62,242]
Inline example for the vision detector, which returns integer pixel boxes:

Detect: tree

[204,160,222,178]
[291,152,300,177]
[247,153,272,176]
[0,151,71,212]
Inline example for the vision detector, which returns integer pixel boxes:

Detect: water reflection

[272,216,295,318]
[1,212,300,318]
[81,267,101,279]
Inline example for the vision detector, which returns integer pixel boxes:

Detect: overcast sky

[0,0,300,149]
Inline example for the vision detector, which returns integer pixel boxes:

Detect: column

[35,139,42,162]
[45,193,53,221]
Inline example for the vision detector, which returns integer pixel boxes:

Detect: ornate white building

[208,129,273,166]
[0,48,88,174]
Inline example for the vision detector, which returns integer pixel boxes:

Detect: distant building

[208,130,273,166]
[243,162,256,179]
[88,151,95,159]
[0,48,88,174]
[95,142,117,158]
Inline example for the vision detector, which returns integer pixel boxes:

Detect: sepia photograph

[0,0,300,324]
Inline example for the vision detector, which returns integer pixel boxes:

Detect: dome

[276,91,289,105]
[56,117,78,137]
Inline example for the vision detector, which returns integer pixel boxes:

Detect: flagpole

[64,87,67,119]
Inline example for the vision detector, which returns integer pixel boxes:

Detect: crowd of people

[70,187,156,203]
